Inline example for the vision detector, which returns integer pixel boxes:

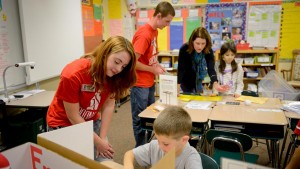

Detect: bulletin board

[247,1,282,49]
[205,3,247,51]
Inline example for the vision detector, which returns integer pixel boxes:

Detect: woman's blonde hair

[82,36,137,100]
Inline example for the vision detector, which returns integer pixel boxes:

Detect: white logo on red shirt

[79,91,101,119]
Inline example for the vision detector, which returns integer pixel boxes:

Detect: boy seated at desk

[123,106,202,169]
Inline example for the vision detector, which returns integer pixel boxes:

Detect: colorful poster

[186,17,201,42]
[170,19,183,50]
[82,5,95,36]
[205,3,247,51]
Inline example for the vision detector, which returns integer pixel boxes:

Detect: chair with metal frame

[199,152,219,169]
[205,129,259,166]
[281,49,300,89]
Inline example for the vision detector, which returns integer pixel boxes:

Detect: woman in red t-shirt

[47,36,137,161]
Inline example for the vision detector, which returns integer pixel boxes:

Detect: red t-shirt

[132,23,158,88]
[47,58,110,127]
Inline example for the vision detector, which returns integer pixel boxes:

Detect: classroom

[0,0,300,168]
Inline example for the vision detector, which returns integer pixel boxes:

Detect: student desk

[2,91,55,148]
[139,99,213,145]
[6,90,55,108]
[6,90,55,127]
[280,100,300,166]
[209,104,287,168]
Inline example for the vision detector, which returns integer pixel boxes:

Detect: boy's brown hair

[153,1,175,18]
[153,106,192,140]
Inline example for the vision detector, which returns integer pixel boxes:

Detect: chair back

[199,152,219,169]
[206,129,253,152]
[291,49,300,81]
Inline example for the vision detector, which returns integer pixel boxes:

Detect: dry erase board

[19,0,84,85]
[0,0,26,90]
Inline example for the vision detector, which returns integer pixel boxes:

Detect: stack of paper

[282,102,300,114]
[185,101,213,110]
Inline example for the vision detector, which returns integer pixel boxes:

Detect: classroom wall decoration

[247,3,281,49]
[205,3,247,51]
[82,0,103,53]
[136,7,203,51]
[280,2,300,59]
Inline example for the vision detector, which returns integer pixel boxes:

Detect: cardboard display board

[2,120,175,168]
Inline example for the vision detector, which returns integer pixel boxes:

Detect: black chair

[199,152,219,169]
[205,129,259,166]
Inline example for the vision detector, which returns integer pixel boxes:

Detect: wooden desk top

[209,105,287,125]
[100,161,123,169]
[221,96,282,108]
[6,91,55,108]
[139,100,212,123]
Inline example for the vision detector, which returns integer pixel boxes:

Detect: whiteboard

[0,0,26,90]
[18,0,84,85]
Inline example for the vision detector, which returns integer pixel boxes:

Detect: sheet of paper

[159,74,177,105]
[185,101,213,110]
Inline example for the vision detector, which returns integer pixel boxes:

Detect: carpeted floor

[107,98,291,168]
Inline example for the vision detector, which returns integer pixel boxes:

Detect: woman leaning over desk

[177,27,229,95]
[46,36,137,161]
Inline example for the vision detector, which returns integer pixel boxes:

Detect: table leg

[279,127,289,167]
[270,140,280,168]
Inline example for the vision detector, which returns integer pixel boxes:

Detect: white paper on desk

[222,158,271,169]
[282,102,300,114]
[185,101,213,110]
[159,74,177,105]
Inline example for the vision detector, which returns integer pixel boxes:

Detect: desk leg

[270,140,280,168]
[279,127,289,167]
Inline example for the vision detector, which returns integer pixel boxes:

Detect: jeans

[93,119,112,162]
[130,85,155,147]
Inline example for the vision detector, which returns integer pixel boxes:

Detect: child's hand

[214,83,230,92]
[234,93,241,98]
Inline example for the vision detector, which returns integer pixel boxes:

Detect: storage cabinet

[215,49,279,90]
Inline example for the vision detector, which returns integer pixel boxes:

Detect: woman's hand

[95,138,115,159]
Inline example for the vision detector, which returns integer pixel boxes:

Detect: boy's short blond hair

[153,106,192,140]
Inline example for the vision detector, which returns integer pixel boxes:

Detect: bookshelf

[215,49,279,90]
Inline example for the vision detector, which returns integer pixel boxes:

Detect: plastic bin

[3,110,45,148]
[258,70,300,100]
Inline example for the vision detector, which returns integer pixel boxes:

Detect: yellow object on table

[235,95,268,104]
[179,95,222,102]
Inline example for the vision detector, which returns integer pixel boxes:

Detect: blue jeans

[93,119,112,162]
[130,85,155,147]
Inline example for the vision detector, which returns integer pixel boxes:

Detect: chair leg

[266,139,272,163]
[279,126,290,166]
[283,135,298,168]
